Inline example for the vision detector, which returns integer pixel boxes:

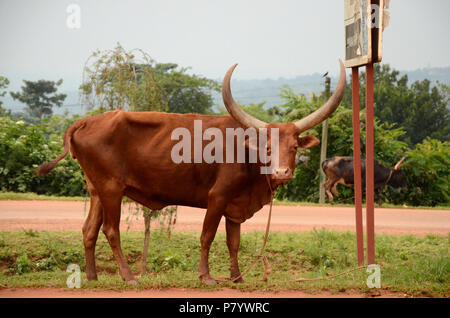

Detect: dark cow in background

[322,156,407,204]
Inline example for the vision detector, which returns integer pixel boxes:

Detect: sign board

[345,0,390,266]
[344,0,371,68]
[344,0,385,68]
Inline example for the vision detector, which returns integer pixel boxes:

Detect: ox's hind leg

[331,182,340,197]
[323,178,335,204]
[82,192,103,281]
[198,197,223,285]
[226,218,244,283]
[98,188,137,284]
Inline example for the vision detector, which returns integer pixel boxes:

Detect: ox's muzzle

[272,167,293,181]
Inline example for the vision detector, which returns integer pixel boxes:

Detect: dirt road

[0,200,448,235]
[0,287,406,298]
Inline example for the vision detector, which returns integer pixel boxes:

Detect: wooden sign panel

[344,0,372,68]
[344,0,386,68]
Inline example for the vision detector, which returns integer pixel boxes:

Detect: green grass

[1,191,448,210]
[0,192,86,201]
[0,229,448,296]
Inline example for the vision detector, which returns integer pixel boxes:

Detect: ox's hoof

[232,276,244,284]
[126,279,139,286]
[200,275,217,286]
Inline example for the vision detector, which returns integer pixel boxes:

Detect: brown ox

[37,61,346,285]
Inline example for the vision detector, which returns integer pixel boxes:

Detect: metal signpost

[344,0,388,266]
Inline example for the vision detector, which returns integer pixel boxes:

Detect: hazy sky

[1,0,449,91]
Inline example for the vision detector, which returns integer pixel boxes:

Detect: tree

[80,44,166,112]
[80,45,220,115]
[10,79,66,122]
[405,80,449,144]
[152,63,220,114]
[0,76,10,116]
[344,64,450,146]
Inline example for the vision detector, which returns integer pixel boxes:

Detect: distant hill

[399,66,450,84]
[3,66,449,115]
[211,66,450,111]
[210,72,326,112]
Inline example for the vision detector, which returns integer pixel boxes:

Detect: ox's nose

[273,167,293,180]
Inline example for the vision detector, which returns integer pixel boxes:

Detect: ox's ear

[298,135,320,149]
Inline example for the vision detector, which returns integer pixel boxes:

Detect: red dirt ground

[0,287,407,298]
[0,200,449,235]
[0,200,448,298]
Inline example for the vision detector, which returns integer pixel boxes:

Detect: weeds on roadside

[0,229,448,296]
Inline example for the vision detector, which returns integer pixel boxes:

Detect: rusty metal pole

[319,77,331,204]
[365,62,376,265]
[351,67,364,266]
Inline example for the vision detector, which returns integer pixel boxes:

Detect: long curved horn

[294,60,346,132]
[222,64,267,129]
[394,156,406,170]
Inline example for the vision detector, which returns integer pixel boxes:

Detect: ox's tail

[36,119,86,176]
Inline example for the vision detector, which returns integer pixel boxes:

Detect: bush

[0,115,85,196]
[14,253,33,274]
[385,138,450,206]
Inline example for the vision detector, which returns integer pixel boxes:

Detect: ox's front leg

[374,187,384,206]
[198,207,223,285]
[226,218,244,283]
